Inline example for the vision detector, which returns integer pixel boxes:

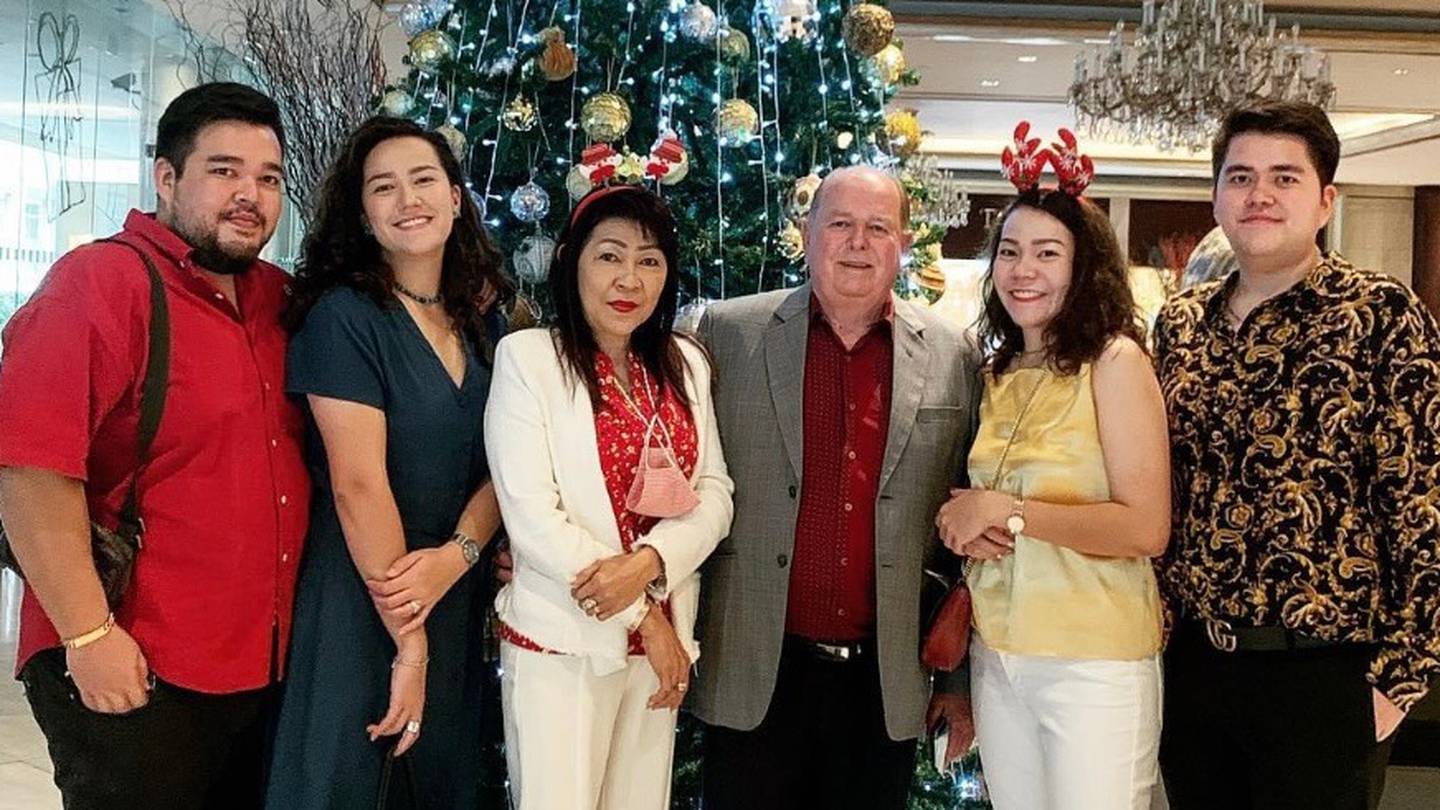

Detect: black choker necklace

[393,281,442,306]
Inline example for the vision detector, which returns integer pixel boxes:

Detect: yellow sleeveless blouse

[965,363,1163,660]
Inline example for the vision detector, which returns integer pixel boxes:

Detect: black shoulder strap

[94,238,171,539]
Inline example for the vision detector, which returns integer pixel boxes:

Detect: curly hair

[284,116,511,348]
[548,185,692,411]
[977,189,1145,376]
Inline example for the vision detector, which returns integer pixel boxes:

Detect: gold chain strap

[988,370,1049,490]
[963,369,1048,576]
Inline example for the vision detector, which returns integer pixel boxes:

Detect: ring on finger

[407,600,423,617]
[677,682,688,692]
[405,719,421,734]
[579,597,599,614]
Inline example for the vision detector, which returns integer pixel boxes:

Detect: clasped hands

[367,542,471,634]
[571,546,664,621]
[935,488,1017,561]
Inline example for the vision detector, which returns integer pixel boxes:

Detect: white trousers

[971,634,1163,810]
[501,643,676,810]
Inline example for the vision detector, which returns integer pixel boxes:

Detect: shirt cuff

[1369,642,1437,713]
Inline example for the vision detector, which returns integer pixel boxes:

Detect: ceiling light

[1018,56,1038,63]
[1394,68,1410,76]
[980,79,1001,88]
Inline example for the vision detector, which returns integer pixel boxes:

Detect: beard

[171,206,269,276]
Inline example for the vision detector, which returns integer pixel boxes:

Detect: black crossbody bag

[0,238,171,609]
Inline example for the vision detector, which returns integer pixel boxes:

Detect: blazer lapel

[763,285,812,483]
[878,297,926,494]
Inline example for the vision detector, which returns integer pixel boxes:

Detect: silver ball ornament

[513,234,558,283]
[509,181,551,224]
[678,3,718,41]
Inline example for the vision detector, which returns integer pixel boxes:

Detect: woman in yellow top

[936,127,1171,810]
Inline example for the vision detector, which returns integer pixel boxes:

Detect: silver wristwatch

[450,531,481,568]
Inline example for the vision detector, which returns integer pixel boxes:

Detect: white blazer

[485,328,734,675]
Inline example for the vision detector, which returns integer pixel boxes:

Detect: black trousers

[1160,625,1394,810]
[20,648,276,810]
[700,637,918,810]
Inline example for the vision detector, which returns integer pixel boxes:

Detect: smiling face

[154,120,284,274]
[804,167,912,315]
[1214,132,1336,272]
[992,205,1075,351]
[577,217,668,353]
[360,135,461,266]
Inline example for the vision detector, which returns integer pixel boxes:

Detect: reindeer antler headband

[1000,121,1095,197]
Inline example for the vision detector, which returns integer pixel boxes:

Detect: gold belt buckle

[1205,617,1238,652]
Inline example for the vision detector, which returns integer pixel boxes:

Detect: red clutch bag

[921,580,973,672]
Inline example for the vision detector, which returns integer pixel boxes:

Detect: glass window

[0,0,302,340]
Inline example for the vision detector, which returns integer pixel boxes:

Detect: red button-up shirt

[0,211,310,693]
[785,299,893,642]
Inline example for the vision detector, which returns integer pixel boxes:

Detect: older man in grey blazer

[692,166,981,810]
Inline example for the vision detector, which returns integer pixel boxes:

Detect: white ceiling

[895,15,1440,186]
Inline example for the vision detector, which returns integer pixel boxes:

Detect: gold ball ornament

[715,98,759,145]
[777,219,805,261]
[566,166,593,201]
[790,173,822,215]
[538,26,576,81]
[717,25,751,64]
[409,29,457,71]
[861,44,906,87]
[502,96,538,132]
[378,88,414,117]
[435,123,467,161]
[842,3,895,57]
[580,93,632,143]
[885,109,924,158]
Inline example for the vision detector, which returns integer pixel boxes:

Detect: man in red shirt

[0,82,309,808]
[691,167,981,809]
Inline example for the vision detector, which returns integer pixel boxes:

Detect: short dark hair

[1211,100,1340,188]
[548,185,691,411]
[978,189,1145,376]
[155,82,285,175]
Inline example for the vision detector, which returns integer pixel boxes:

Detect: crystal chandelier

[1068,0,1337,153]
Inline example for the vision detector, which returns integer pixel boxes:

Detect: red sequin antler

[1049,128,1095,197]
[1000,121,1050,193]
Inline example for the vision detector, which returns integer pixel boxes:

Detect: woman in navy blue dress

[266,117,510,809]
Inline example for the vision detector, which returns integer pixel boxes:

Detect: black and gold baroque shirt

[1155,253,1440,710]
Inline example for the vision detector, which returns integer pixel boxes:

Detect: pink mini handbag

[621,370,701,519]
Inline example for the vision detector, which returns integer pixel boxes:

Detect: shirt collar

[1200,251,1349,325]
[808,293,895,331]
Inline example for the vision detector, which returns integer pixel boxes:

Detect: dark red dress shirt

[0,210,310,693]
[785,299,893,642]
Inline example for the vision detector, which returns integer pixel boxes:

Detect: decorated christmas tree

[383,0,949,311]
[384,0,985,806]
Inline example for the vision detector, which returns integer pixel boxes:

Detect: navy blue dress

[267,287,493,809]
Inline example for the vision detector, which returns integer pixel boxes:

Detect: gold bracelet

[392,654,430,669]
[626,599,654,634]
[62,613,115,651]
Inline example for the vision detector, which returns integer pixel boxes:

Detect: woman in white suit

[485,185,733,810]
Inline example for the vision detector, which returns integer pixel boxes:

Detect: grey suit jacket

[690,284,981,741]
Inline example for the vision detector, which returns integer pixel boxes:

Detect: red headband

[1001,121,1094,197]
[568,184,645,229]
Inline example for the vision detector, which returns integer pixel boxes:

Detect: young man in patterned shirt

[1154,100,1440,809]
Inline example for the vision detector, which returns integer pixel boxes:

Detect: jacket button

[777,554,788,568]
[787,485,797,499]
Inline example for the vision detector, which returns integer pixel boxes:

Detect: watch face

[1006,515,1025,535]
[458,539,480,565]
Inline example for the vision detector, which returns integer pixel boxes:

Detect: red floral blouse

[501,350,698,656]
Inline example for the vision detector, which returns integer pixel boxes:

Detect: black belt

[1182,618,1341,653]
[785,635,871,663]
